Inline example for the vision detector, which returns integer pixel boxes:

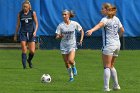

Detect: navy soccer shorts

[19,32,36,42]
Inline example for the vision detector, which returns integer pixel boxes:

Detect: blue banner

[0,0,140,37]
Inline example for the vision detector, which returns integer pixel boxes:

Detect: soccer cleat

[27,59,33,68]
[113,85,121,90]
[22,62,26,69]
[23,65,26,69]
[104,88,111,92]
[69,78,74,82]
[72,67,77,76]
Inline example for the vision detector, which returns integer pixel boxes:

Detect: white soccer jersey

[100,16,122,46]
[56,20,82,52]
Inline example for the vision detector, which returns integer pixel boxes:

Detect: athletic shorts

[102,45,120,57]
[61,48,76,54]
[19,32,36,42]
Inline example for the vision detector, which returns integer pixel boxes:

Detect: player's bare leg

[62,54,74,82]
[68,50,77,76]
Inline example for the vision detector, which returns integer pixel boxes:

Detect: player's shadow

[0,67,23,69]
[34,89,95,92]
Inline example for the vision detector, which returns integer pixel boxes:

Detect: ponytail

[62,9,75,18]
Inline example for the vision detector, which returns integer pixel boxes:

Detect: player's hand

[86,30,93,36]
[56,34,63,39]
[77,40,83,47]
[33,32,36,37]
[14,35,17,42]
[79,40,83,46]
[59,34,63,38]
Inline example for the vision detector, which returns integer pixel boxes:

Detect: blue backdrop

[0,0,140,37]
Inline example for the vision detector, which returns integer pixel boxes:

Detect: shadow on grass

[33,89,96,92]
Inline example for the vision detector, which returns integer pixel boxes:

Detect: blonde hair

[22,0,32,10]
[102,3,112,10]
[62,9,75,18]
[101,3,117,18]
[111,6,117,17]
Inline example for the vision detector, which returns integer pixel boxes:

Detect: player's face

[23,3,30,12]
[62,12,70,21]
[101,7,107,15]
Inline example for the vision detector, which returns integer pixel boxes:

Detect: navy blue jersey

[19,10,34,32]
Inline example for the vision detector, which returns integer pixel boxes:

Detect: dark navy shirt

[19,10,34,32]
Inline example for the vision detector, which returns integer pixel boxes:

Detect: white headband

[63,9,70,14]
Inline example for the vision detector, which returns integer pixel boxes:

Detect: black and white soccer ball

[41,74,51,83]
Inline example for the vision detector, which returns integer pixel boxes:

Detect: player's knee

[65,63,70,68]
[30,51,35,54]
[110,65,114,68]
[104,64,111,68]
[64,59,68,63]
[29,50,35,54]
[22,48,27,53]
[68,59,74,64]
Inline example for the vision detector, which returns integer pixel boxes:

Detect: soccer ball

[41,74,51,83]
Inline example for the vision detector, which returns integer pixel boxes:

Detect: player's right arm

[14,14,20,41]
[55,34,63,39]
[55,24,63,39]
[86,22,104,36]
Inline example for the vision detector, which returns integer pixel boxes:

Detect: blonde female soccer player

[86,3,124,91]
[14,0,38,69]
[56,9,84,82]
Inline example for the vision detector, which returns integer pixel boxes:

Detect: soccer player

[55,9,84,82]
[14,0,38,69]
[86,3,124,91]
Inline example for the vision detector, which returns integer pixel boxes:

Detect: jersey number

[25,19,28,23]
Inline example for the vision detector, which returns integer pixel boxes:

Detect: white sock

[67,67,73,78]
[110,67,119,86]
[104,67,111,89]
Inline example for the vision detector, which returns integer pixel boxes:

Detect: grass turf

[0,49,140,93]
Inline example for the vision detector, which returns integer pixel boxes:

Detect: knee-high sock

[104,67,111,89]
[28,53,34,62]
[67,67,73,78]
[110,67,119,86]
[22,53,27,68]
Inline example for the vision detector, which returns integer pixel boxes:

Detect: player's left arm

[119,27,124,38]
[118,18,124,38]
[79,28,84,45]
[75,22,84,45]
[33,11,38,36]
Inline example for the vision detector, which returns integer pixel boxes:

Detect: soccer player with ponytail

[56,9,84,82]
[86,3,124,91]
[14,0,38,69]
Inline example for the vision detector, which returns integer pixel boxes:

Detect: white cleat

[104,88,111,92]
[113,85,121,90]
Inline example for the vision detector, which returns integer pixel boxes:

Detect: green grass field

[0,49,140,93]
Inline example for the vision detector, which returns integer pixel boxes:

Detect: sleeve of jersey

[55,25,61,34]
[100,17,107,26]
[118,19,123,28]
[75,22,82,31]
